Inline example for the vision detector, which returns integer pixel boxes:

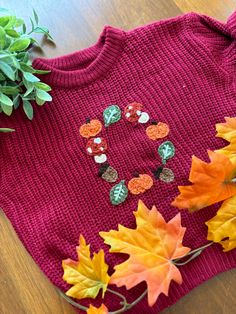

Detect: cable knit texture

[1,11,236,313]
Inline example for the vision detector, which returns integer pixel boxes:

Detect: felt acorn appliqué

[124,102,150,124]
[146,121,170,140]
[79,119,102,138]
[99,163,118,183]
[153,166,174,183]
[128,173,153,195]
[159,168,174,183]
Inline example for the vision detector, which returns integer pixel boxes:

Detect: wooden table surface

[1,1,236,313]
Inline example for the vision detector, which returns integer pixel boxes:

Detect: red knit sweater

[1,11,236,313]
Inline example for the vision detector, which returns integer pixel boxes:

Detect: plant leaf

[171,151,236,211]
[9,38,31,52]
[87,304,108,314]
[23,72,40,82]
[62,235,110,299]
[23,99,33,120]
[34,82,51,91]
[0,16,10,28]
[0,103,13,115]
[206,195,236,251]
[22,23,26,33]
[110,180,128,205]
[4,15,16,29]
[13,94,20,109]
[0,92,13,106]
[36,88,52,101]
[0,85,19,95]
[32,8,39,25]
[0,128,15,132]
[0,26,6,49]
[33,26,53,40]
[15,18,24,28]
[5,29,20,38]
[0,61,15,80]
[158,141,175,163]
[35,95,45,106]
[20,62,35,73]
[100,200,190,306]
[33,68,51,74]
[103,105,121,127]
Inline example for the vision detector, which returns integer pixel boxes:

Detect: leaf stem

[172,242,214,266]
[107,287,147,314]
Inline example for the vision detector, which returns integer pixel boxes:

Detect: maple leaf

[171,151,236,211]
[216,117,236,143]
[215,117,236,166]
[62,235,110,299]
[99,200,190,307]
[86,304,108,314]
[216,143,236,167]
[206,195,236,252]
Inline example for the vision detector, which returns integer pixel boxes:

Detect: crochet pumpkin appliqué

[79,102,176,205]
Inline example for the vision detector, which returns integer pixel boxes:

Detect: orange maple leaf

[100,200,190,307]
[171,151,236,211]
[87,304,108,314]
[216,143,236,167]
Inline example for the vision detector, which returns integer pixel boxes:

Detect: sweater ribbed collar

[32,25,126,88]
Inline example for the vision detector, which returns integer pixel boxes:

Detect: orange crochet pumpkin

[128,174,153,195]
[146,122,169,140]
[79,119,102,138]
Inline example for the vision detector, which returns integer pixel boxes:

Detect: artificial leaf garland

[172,116,236,252]
[100,200,190,306]
[62,235,110,299]
[62,200,194,312]
[171,150,236,211]
[61,197,234,312]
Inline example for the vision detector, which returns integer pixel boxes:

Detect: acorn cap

[152,166,163,179]
[98,163,110,176]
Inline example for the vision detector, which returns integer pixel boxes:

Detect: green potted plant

[0,8,53,132]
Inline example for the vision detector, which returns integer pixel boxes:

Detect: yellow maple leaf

[206,195,236,252]
[62,235,110,299]
[99,200,190,307]
[171,151,236,211]
[216,143,236,166]
[216,117,236,143]
[215,117,236,166]
[87,304,108,314]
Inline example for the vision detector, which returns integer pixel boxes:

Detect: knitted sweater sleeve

[185,11,236,75]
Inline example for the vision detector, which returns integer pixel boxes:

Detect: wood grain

[1,1,236,313]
